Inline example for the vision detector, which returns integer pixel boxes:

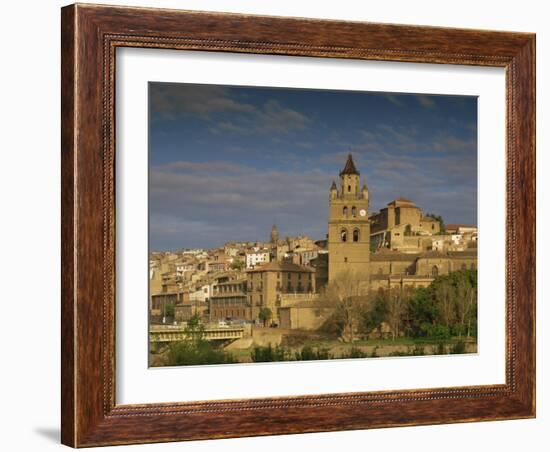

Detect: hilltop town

[149,154,478,364]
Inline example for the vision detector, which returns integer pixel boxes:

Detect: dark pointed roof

[340,153,360,176]
[330,180,337,190]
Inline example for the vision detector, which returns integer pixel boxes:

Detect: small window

[353,229,360,242]
[348,185,351,192]
[351,206,356,217]
[343,206,348,216]
[341,229,347,242]
[432,266,439,277]
[344,257,348,263]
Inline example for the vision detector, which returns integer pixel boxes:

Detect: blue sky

[149,83,477,251]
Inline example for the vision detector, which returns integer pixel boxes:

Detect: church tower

[270,224,279,244]
[328,153,370,283]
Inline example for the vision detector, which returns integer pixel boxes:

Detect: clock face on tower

[359,209,367,217]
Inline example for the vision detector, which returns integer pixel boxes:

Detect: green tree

[385,286,410,340]
[320,271,370,342]
[258,307,272,326]
[230,259,245,271]
[163,303,175,318]
[407,287,439,337]
[184,313,205,341]
[426,212,445,233]
[432,277,454,328]
[428,269,477,338]
[360,291,389,332]
[165,314,236,366]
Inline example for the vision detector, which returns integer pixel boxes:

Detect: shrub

[295,345,332,361]
[340,346,368,359]
[251,344,292,362]
[389,350,409,357]
[410,344,426,356]
[451,340,467,354]
[166,340,236,366]
[421,323,451,340]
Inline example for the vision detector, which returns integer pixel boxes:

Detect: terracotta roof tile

[247,261,315,273]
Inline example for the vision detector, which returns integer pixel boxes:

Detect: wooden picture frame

[61,3,535,447]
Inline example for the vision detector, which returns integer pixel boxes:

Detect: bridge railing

[149,326,245,343]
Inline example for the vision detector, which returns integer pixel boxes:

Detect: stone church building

[321,153,477,292]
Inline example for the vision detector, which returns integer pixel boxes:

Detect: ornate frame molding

[62,4,535,447]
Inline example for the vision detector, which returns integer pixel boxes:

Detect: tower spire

[270,223,279,244]
[340,153,360,176]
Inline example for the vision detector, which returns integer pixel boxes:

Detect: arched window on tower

[342,206,348,216]
[351,206,357,217]
[432,265,439,277]
[353,229,360,242]
[348,185,351,193]
[341,229,347,242]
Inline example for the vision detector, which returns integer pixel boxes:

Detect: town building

[368,249,478,290]
[445,224,477,235]
[247,261,316,324]
[245,249,271,269]
[370,197,441,252]
[209,274,248,321]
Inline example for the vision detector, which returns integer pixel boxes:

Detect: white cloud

[415,95,437,109]
[151,83,311,136]
[150,84,256,119]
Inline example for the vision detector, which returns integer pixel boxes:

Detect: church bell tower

[270,224,279,244]
[328,153,370,282]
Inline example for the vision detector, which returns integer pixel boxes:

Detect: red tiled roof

[387,197,416,207]
[445,224,477,230]
[247,261,315,273]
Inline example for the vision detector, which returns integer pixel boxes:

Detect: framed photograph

[61,3,535,447]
